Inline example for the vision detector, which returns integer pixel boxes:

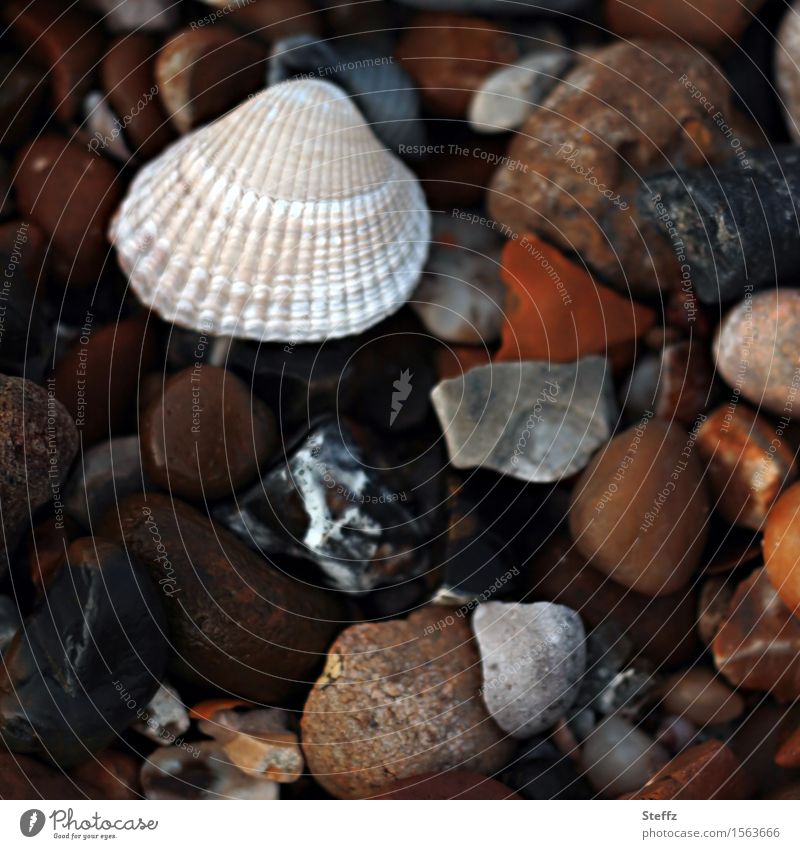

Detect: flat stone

[495,234,654,363]
[569,419,709,597]
[713,567,800,702]
[431,357,617,484]
[301,607,513,798]
[473,601,586,738]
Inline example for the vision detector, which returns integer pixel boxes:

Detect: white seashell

[109,79,431,342]
[468,48,573,134]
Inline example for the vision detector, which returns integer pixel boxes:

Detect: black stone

[501,738,592,800]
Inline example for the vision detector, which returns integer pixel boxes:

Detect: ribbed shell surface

[109,79,431,341]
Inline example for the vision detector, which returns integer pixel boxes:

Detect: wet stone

[141,365,277,503]
[214,418,433,593]
[569,419,709,597]
[715,289,800,417]
[301,607,514,799]
[765,481,800,613]
[0,538,167,767]
[473,601,586,739]
[431,357,617,484]
[0,374,78,581]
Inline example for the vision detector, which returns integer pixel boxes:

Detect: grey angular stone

[473,601,586,738]
[430,357,617,483]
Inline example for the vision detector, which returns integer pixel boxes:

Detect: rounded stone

[375,772,520,799]
[697,404,797,530]
[777,1,800,142]
[714,289,800,418]
[13,135,122,288]
[569,419,709,597]
[472,601,586,739]
[141,365,276,502]
[301,607,514,799]
[764,481,800,613]
[661,668,744,726]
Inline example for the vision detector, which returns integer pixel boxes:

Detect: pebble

[4,0,104,123]
[142,742,279,800]
[495,234,655,363]
[301,607,514,799]
[697,575,736,646]
[644,149,800,303]
[661,669,744,726]
[697,404,797,530]
[0,374,78,581]
[629,740,750,800]
[376,772,520,799]
[715,289,800,417]
[0,538,167,767]
[473,601,586,738]
[580,716,670,798]
[0,596,21,655]
[776,724,800,769]
[52,315,156,446]
[411,216,506,345]
[0,57,46,149]
[106,493,344,703]
[132,682,190,747]
[777,1,800,142]
[81,91,133,163]
[713,567,800,702]
[731,703,800,794]
[0,752,85,799]
[396,13,519,118]
[468,46,573,134]
[569,419,709,597]
[395,0,590,12]
[764,481,800,612]
[155,27,267,133]
[141,365,276,502]
[604,0,766,53]
[101,34,177,160]
[70,750,141,800]
[205,0,321,43]
[488,42,748,292]
[84,0,178,32]
[13,135,122,288]
[431,357,617,483]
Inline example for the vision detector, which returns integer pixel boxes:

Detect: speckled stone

[301,607,513,799]
[473,601,586,739]
[0,374,78,581]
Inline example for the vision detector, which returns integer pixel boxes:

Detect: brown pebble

[0,219,49,285]
[630,740,750,800]
[569,419,709,597]
[70,750,142,800]
[764,481,800,613]
[661,668,744,726]
[51,314,156,447]
[730,703,800,794]
[13,135,122,288]
[488,42,750,293]
[220,0,321,43]
[713,567,800,702]
[375,772,520,800]
[776,724,800,769]
[0,752,87,799]
[155,27,267,134]
[105,493,344,703]
[696,575,736,645]
[697,404,797,530]
[396,13,518,118]
[141,365,276,502]
[0,57,46,149]
[714,289,800,418]
[101,34,177,160]
[301,607,513,799]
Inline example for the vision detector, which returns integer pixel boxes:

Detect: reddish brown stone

[141,365,276,502]
[731,703,800,794]
[661,668,744,726]
[713,567,800,702]
[769,783,800,800]
[396,13,518,118]
[0,57,46,149]
[26,515,73,595]
[776,724,800,769]
[698,404,797,531]
[604,0,766,53]
[0,752,88,799]
[155,27,267,134]
[70,750,141,800]
[101,35,177,160]
[51,314,156,447]
[0,220,49,286]
[3,0,104,123]
[435,346,492,381]
[301,607,513,799]
[764,481,800,613]
[715,290,800,419]
[495,234,654,364]
[526,532,699,669]
[375,772,520,800]
[697,575,736,645]
[630,740,750,800]
[13,135,122,288]
[568,420,709,597]
[488,42,750,293]
[220,0,321,43]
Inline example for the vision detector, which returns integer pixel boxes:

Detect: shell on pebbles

[109,79,431,342]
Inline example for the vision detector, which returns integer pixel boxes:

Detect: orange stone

[495,234,655,364]
[764,481,800,613]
